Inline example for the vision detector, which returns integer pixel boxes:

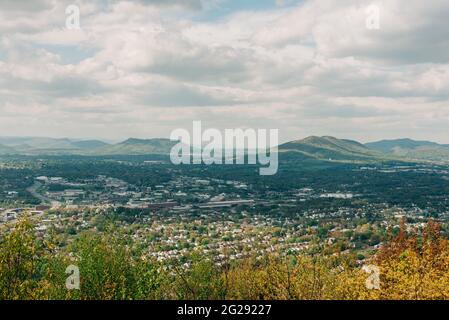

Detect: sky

[1,0,449,144]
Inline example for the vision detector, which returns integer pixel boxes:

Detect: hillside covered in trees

[1,219,449,300]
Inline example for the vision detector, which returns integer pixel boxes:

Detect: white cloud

[1,0,449,142]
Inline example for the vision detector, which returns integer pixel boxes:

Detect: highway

[26,181,61,207]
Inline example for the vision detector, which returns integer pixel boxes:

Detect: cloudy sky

[1,0,449,143]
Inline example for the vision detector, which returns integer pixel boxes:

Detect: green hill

[90,138,177,155]
[0,137,75,150]
[279,136,384,162]
[365,138,449,162]
[2,135,447,162]
[0,137,111,155]
[0,136,178,156]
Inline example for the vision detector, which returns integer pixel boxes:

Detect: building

[198,200,254,209]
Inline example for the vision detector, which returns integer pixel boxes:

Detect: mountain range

[0,136,448,163]
[0,137,109,155]
[279,136,384,162]
[365,138,449,162]
[278,136,449,163]
[0,137,178,156]
[90,138,178,155]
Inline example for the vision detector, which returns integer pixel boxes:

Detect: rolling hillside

[0,144,16,155]
[0,137,75,150]
[279,136,385,162]
[365,138,449,162]
[0,137,109,155]
[71,140,110,149]
[0,137,177,156]
[90,138,177,155]
[1,135,447,162]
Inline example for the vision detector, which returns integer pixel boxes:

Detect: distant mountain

[365,138,439,153]
[0,136,177,156]
[0,137,75,150]
[0,137,110,155]
[1,135,447,162]
[90,138,177,155]
[365,138,449,162]
[71,140,109,149]
[279,136,384,162]
[0,144,16,155]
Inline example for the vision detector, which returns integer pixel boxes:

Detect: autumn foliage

[2,218,449,300]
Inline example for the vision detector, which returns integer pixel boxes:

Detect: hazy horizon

[1,134,449,147]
